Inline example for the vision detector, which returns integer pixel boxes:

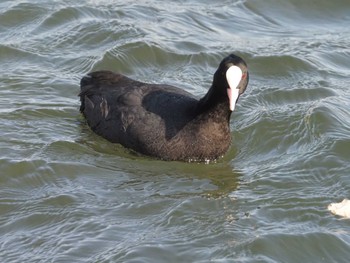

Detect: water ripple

[1,0,350,262]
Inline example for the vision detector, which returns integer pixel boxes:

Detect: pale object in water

[328,199,350,218]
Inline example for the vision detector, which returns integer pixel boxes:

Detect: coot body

[79,54,249,161]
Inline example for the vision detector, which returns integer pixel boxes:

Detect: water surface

[1,0,350,262]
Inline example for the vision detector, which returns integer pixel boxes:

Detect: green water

[1,0,350,262]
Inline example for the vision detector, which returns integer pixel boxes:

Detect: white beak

[226,66,242,111]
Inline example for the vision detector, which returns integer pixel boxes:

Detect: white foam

[328,199,350,218]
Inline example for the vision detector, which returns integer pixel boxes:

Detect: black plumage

[79,54,249,161]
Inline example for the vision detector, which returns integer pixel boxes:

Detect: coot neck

[196,84,232,123]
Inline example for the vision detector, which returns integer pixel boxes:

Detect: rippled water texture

[1,0,350,262]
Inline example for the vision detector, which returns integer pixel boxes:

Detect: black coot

[79,54,249,161]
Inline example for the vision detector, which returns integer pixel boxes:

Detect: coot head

[213,54,249,111]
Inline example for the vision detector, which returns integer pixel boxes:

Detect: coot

[79,54,249,161]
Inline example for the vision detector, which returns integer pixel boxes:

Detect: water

[1,0,350,262]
